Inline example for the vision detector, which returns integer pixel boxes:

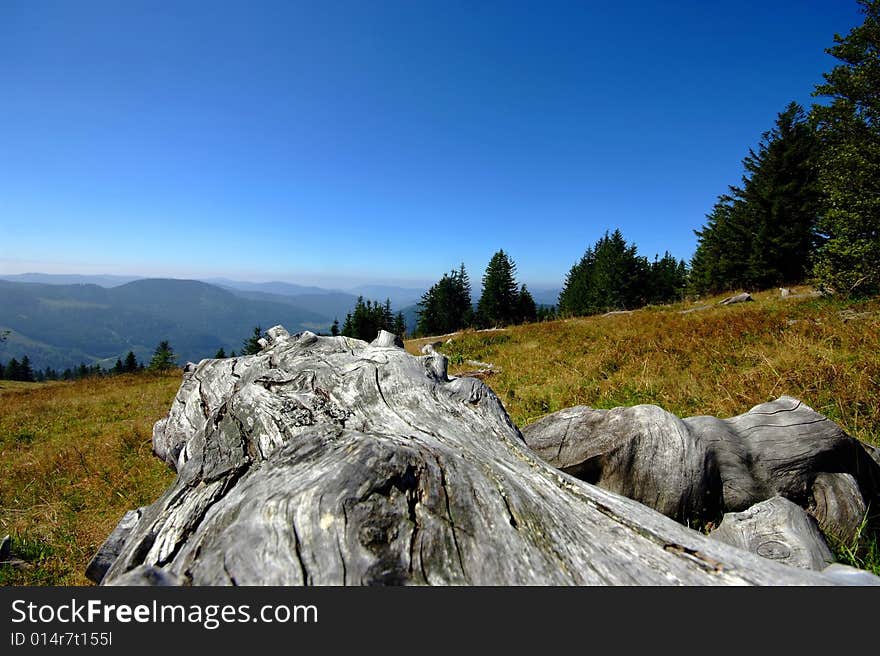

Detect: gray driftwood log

[90,328,876,585]
[719,292,753,305]
[521,399,880,550]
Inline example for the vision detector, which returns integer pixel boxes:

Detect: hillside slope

[0,279,332,370]
[407,288,880,448]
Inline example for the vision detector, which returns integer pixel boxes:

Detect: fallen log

[521,399,880,550]
[91,328,874,585]
[719,292,753,305]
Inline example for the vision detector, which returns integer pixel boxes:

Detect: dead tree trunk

[90,328,875,585]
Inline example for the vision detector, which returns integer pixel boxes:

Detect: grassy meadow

[1,287,878,584]
[407,288,880,447]
[0,373,179,585]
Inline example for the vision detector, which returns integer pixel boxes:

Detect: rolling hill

[0,279,333,370]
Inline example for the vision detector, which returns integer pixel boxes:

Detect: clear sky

[0,0,865,288]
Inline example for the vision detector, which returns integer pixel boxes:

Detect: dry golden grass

[407,288,880,447]
[0,372,179,585]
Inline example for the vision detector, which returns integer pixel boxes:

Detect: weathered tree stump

[521,398,879,553]
[91,329,877,585]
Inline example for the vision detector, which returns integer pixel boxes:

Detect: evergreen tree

[340,297,396,341]
[476,250,520,327]
[6,358,21,381]
[416,264,473,336]
[214,347,227,359]
[536,305,558,322]
[517,285,538,324]
[113,358,124,374]
[648,252,688,304]
[241,326,264,355]
[558,247,595,317]
[19,356,35,382]
[148,341,177,371]
[0,361,5,379]
[123,351,138,373]
[383,299,394,330]
[229,350,236,358]
[77,363,88,379]
[330,318,340,337]
[393,311,406,337]
[690,103,821,294]
[558,231,648,315]
[811,0,880,296]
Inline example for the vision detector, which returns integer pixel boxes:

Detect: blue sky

[0,1,865,288]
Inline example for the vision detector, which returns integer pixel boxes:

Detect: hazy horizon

[0,264,566,292]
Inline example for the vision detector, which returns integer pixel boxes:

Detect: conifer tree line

[0,341,179,382]
[414,251,539,336]
[691,0,879,297]
[558,231,687,316]
[337,297,406,342]
[413,242,687,336]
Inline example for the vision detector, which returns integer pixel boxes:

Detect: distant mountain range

[0,278,360,371]
[0,273,559,370]
[0,273,142,287]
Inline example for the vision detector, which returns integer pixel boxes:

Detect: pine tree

[517,285,537,324]
[214,347,227,359]
[476,250,520,327]
[113,358,124,374]
[648,252,688,304]
[340,297,396,341]
[558,231,648,315]
[690,103,821,294]
[416,264,473,336]
[241,326,264,355]
[811,0,880,296]
[6,358,21,381]
[536,305,558,322]
[558,247,595,316]
[393,312,406,338]
[148,341,177,371]
[383,299,394,331]
[123,351,138,373]
[19,356,35,382]
[0,361,5,379]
